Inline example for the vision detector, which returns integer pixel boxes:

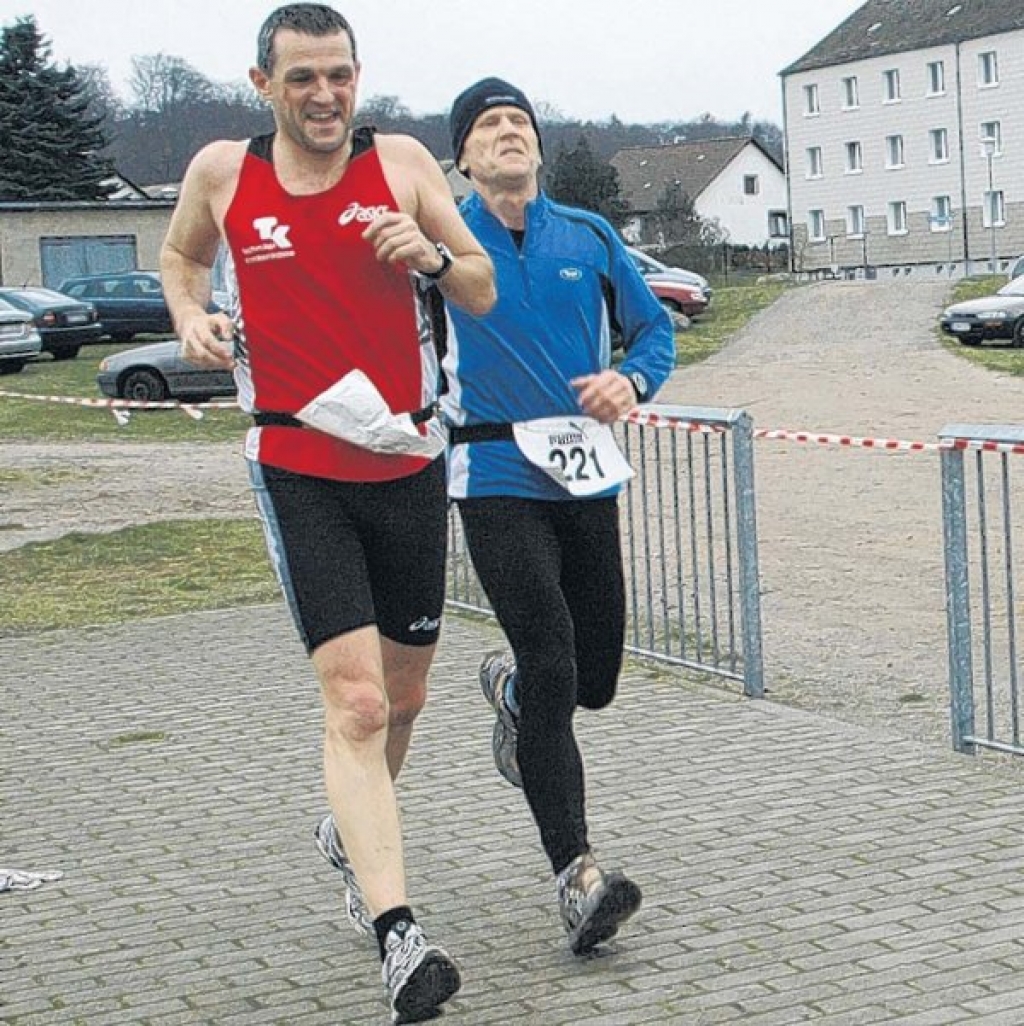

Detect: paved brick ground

[4,604,1024,1025]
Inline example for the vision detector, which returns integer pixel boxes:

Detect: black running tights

[457,495,626,874]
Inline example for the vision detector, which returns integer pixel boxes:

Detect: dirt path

[658,279,1024,746]
[2,279,1021,747]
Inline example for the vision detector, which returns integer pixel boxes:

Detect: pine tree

[546,135,629,227]
[0,16,114,201]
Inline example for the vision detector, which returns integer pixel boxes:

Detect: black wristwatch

[420,241,454,281]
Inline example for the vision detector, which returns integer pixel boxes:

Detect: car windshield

[998,276,1024,297]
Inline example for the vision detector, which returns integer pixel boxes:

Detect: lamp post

[982,137,997,274]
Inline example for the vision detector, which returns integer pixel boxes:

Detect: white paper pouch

[511,416,634,496]
[295,369,444,459]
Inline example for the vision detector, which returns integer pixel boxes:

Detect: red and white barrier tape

[0,388,238,422]
[753,427,941,452]
[2,389,1023,455]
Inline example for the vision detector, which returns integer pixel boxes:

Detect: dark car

[940,276,1024,347]
[97,340,237,402]
[0,295,43,374]
[0,286,102,360]
[59,271,174,341]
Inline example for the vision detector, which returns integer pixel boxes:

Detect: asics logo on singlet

[338,202,390,226]
[560,267,583,281]
[252,216,293,249]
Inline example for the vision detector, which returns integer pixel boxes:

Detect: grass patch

[0,466,94,488]
[937,275,1024,377]
[676,280,792,367]
[0,519,278,636]
[0,341,249,442]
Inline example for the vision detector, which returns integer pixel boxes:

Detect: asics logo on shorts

[408,615,441,632]
[338,202,390,226]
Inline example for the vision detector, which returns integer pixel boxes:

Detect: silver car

[0,296,43,375]
[96,340,236,402]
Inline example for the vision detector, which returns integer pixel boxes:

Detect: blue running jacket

[442,191,675,500]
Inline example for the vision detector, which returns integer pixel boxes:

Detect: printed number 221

[549,446,605,480]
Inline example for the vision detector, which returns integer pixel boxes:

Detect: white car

[0,296,43,375]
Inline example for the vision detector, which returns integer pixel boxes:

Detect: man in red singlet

[160,5,494,1023]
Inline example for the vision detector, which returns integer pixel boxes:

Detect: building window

[885,135,904,168]
[806,146,823,178]
[983,190,1006,228]
[978,51,999,87]
[887,201,908,235]
[768,210,789,238]
[846,205,865,237]
[808,209,826,241]
[929,128,949,163]
[980,120,1002,155]
[845,141,863,173]
[841,76,860,109]
[803,83,820,115]
[743,174,759,196]
[931,195,953,232]
[883,69,901,102]
[927,60,945,95]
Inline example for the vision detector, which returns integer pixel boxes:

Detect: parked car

[0,286,102,360]
[939,276,1024,347]
[1006,255,1024,282]
[645,276,709,319]
[97,340,237,402]
[0,295,43,374]
[627,247,713,304]
[59,270,175,341]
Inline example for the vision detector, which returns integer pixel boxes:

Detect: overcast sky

[2,0,865,124]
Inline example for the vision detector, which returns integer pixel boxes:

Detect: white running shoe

[313,814,373,938]
[381,920,461,1024]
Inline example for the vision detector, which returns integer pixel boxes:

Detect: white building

[610,137,789,249]
[782,0,1024,279]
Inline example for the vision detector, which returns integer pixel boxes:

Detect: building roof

[783,0,1024,75]
[610,137,778,214]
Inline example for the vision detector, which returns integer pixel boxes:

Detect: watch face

[630,371,648,398]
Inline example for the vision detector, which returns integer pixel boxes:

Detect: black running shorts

[248,458,447,654]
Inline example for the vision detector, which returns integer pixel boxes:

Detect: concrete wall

[0,204,175,287]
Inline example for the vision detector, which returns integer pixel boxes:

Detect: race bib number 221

[512,417,634,497]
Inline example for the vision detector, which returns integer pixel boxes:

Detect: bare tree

[129,54,215,113]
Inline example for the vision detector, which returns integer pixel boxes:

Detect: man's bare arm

[160,141,242,368]
[375,136,496,316]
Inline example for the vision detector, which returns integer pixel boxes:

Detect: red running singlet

[224,128,442,482]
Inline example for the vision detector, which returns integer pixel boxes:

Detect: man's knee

[387,677,427,729]
[322,676,390,744]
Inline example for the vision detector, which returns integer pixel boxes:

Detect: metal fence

[446,405,765,698]
[940,424,1024,755]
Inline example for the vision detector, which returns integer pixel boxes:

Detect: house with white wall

[610,137,789,249]
[782,0,1024,279]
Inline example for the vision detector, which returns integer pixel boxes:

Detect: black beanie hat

[450,77,543,168]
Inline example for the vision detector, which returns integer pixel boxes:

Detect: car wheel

[1013,320,1024,348]
[51,346,80,361]
[120,369,169,402]
[0,360,26,375]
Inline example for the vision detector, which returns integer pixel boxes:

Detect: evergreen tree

[545,135,629,226]
[0,16,114,201]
